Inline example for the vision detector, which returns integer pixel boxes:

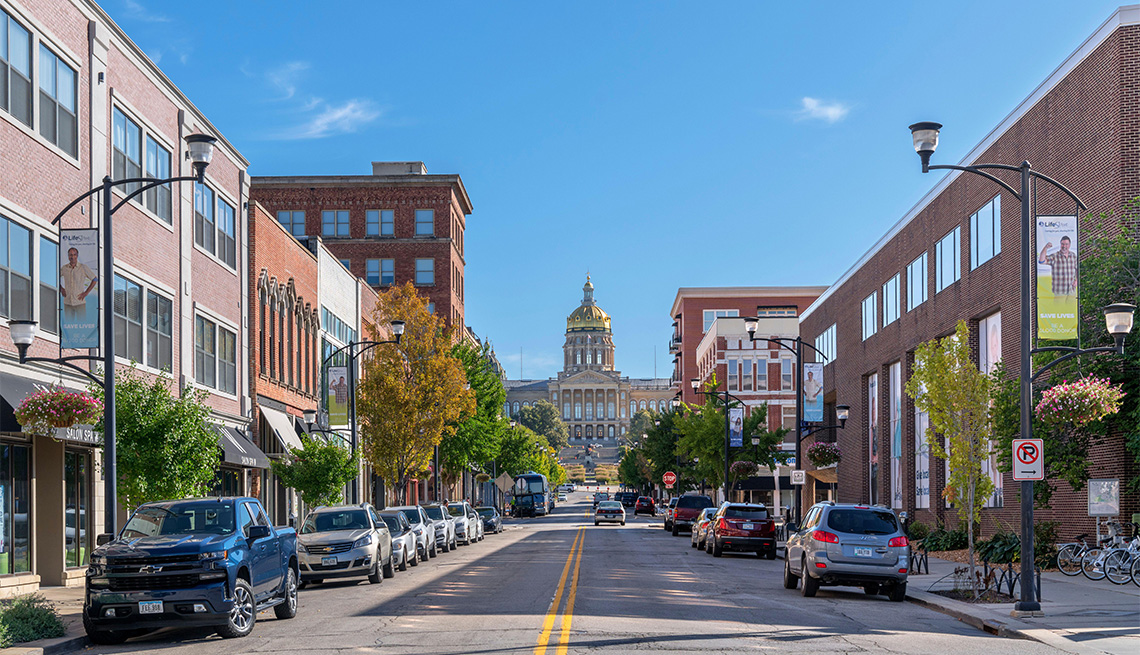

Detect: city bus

[514,472,552,516]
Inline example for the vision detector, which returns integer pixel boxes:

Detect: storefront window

[0,443,31,575]
[216,469,241,497]
[64,450,90,568]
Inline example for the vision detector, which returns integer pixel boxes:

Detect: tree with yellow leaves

[356,283,475,504]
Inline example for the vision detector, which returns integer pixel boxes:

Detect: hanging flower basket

[730,460,758,478]
[15,387,103,436]
[1035,377,1125,429]
[475,473,491,483]
[807,442,841,468]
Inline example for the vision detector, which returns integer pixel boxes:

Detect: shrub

[0,594,65,646]
[924,527,968,551]
[972,521,1059,568]
[907,520,931,541]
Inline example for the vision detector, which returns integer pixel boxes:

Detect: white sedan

[594,500,626,526]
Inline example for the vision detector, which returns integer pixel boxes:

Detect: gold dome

[566,274,612,332]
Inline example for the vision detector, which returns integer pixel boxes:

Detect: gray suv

[783,502,909,602]
[298,504,392,587]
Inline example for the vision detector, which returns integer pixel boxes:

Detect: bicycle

[1080,519,1126,581]
[1057,533,1096,575]
[1101,523,1139,585]
[1131,552,1140,587]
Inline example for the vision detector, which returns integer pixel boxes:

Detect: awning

[0,373,44,432]
[260,406,303,452]
[216,426,270,469]
[734,475,792,491]
[807,466,839,485]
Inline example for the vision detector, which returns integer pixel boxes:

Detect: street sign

[494,473,514,493]
[665,484,674,490]
[1012,438,1044,481]
[791,470,806,485]
[663,471,677,486]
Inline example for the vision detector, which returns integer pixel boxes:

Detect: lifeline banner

[1035,215,1078,340]
[59,229,100,349]
[803,362,823,423]
[729,407,743,448]
[327,366,350,427]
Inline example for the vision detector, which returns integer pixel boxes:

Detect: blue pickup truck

[83,497,298,644]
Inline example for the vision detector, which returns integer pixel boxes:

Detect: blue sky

[110,0,1126,380]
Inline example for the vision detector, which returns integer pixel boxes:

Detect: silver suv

[783,502,909,601]
[298,504,392,587]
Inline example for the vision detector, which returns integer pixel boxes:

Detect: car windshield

[476,508,495,517]
[399,509,422,525]
[422,506,446,520]
[379,516,402,533]
[668,499,678,507]
[638,497,651,502]
[447,505,466,517]
[676,496,714,509]
[122,503,236,538]
[598,501,622,509]
[724,506,769,520]
[301,509,371,534]
[827,509,899,535]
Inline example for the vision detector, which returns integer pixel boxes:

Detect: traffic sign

[494,473,515,493]
[791,470,806,485]
[665,484,674,490]
[663,471,677,486]
[1012,438,1044,481]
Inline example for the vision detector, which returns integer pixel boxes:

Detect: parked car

[690,507,719,550]
[447,501,476,545]
[377,511,418,571]
[466,505,485,541]
[594,500,626,526]
[614,491,639,508]
[705,503,777,559]
[298,504,393,587]
[671,495,715,536]
[391,505,437,560]
[420,504,457,552]
[663,497,679,531]
[84,497,297,645]
[783,502,909,601]
[634,497,656,516]
[476,506,502,534]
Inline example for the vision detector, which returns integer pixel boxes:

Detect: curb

[0,634,88,655]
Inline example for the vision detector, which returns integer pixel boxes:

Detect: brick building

[798,6,1139,539]
[249,161,472,328]
[0,0,251,595]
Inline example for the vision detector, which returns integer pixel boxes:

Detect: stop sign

[663,471,677,486]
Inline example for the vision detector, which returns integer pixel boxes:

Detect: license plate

[854,547,873,557]
[743,523,755,530]
[138,601,163,615]
[322,556,337,566]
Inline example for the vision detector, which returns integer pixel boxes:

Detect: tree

[515,400,568,451]
[356,283,475,503]
[627,409,657,446]
[270,434,359,507]
[496,424,546,477]
[94,366,218,509]
[905,320,993,598]
[618,447,651,492]
[440,340,506,487]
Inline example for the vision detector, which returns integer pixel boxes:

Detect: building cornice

[670,286,829,317]
[249,174,474,215]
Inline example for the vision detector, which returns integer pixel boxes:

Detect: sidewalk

[0,586,86,655]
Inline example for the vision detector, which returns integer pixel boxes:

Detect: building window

[585,402,593,420]
[112,108,143,198]
[914,395,930,509]
[381,258,394,285]
[574,403,581,419]
[889,362,902,509]
[113,274,143,362]
[322,210,350,237]
[415,209,434,236]
[195,316,217,388]
[277,211,305,237]
[194,182,215,254]
[144,137,172,222]
[970,195,1001,270]
[146,291,172,371]
[64,449,91,567]
[979,311,1004,508]
[756,358,768,391]
[1,10,32,126]
[427,302,435,314]
[781,358,793,391]
[415,258,434,285]
[727,358,738,391]
[367,209,394,237]
[563,402,570,419]
[757,306,797,317]
[861,292,877,340]
[782,405,797,431]
[868,373,879,505]
[365,259,380,285]
[741,359,753,391]
[607,402,614,419]
[217,200,236,268]
[907,253,927,311]
[629,401,635,417]
[702,309,738,332]
[935,226,961,293]
[882,274,900,326]
[38,237,58,334]
[37,45,77,157]
[219,328,236,394]
[339,258,351,270]
[815,323,836,365]
[0,443,31,575]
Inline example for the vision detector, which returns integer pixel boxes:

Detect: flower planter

[806,442,841,468]
[15,387,103,437]
[1035,377,1125,429]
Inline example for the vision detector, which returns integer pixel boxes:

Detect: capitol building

[505,276,673,442]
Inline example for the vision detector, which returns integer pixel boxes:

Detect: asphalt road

[86,489,1069,654]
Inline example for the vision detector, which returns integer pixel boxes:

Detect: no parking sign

[1012,438,1044,481]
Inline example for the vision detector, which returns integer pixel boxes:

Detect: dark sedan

[476,506,502,534]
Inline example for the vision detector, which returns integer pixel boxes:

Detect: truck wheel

[83,609,129,645]
[275,568,299,619]
[218,578,256,638]
[382,553,396,579]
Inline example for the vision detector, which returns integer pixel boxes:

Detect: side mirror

[96,533,114,546]
[247,525,272,541]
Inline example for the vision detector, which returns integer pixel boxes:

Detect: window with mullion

[113,109,143,197]
[322,210,349,237]
[217,200,236,268]
[862,292,877,340]
[144,136,172,222]
[882,274,900,326]
[1,12,33,127]
[37,45,77,157]
[0,217,32,320]
[219,327,236,394]
[365,259,380,285]
[415,209,434,236]
[935,226,961,293]
[907,253,928,311]
[38,237,58,334]
[146,291,172,371]
[970,195,1001,269]
[113,275,143,362]
[194,182,215,254]
[195,315,217,389]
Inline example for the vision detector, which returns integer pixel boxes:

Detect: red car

[705,503,777,558]
[634,496,656,516]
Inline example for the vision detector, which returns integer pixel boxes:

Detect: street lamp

[10,134,217,537]
[318,320,405,504]
[909,121,1134,614]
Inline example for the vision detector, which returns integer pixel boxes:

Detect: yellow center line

[555,528,585,655]
[534,529,583,655]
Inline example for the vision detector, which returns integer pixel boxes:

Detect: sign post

[1012,438,1045,481]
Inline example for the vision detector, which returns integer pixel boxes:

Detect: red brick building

[798,6,1139,539]
[249,162,472,328]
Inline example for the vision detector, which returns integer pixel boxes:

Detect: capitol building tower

[505,275,673,443]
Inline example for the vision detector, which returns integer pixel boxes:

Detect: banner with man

[729,406,743,448]
[803,362,823,423]
[1036,215,1078,340]
[59,229,99,349]
[327,365,350,427]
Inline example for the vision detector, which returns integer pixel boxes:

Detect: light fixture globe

[184,133,217,181]
[836,404,851,429]
[908,121,942,172]
[303,409,318,426]
[670,397,681,410]
[690,378,700,390]
[751,436,760,446]
[1103,303,1135,336]
[744,317,758,336]
[8,320,37,346]
[390,320,406,336]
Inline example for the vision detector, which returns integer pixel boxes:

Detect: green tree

[441,340,506,486]
[627,409,657,446]
[906,320,993,597]
[271,434,359,507]
[94,366,219,509]
[496,424,547,477]
[618,446,651,492]
[515,400,569,451]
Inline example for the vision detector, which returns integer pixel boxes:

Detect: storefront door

[64,450,91,568]
[0,443,31,576]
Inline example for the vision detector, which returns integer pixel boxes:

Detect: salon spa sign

[52,424,101,445]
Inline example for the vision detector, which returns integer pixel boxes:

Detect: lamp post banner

[327,365,350,427]
[803,362,824,423]
[729,407,743,447]
[59,229,100,349]
[1036,215,1078,340]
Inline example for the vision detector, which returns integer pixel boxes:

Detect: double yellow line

[534,528,585,655]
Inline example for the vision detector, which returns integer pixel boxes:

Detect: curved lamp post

[908,122,1135,614]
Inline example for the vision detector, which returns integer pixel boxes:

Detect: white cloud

[266,62,310,101]
[278,100,381,140]
[122,0,170,23]
[796,97,849,124]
